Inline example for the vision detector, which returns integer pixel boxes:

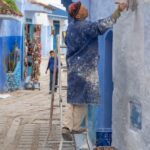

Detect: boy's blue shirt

[47,57,58,72]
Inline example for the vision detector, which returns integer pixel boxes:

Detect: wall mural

[5,42,21,91]
[0,36,22,92]
[6,42,20,73]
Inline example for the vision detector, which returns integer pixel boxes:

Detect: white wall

[49,0,61,4]
[112,0,150,150]
[33,0,61,4]
[34,13,49,26]
[32,0,64,9]
[143,1,150,149]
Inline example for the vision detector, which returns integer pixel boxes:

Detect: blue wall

[87,30,113,146]
[0,38,6,92]
[53,21,60,50]
[0,20,23,92]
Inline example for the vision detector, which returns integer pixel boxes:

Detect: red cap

[68,1,81,18]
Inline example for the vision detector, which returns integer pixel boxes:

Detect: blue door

[53,21,60,50]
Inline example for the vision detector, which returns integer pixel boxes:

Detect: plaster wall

[112,0,150,149]
[141,1,150,149]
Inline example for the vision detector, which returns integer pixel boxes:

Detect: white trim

[0,15,22,22]
[48,14,68,20]
[24,2,52,14]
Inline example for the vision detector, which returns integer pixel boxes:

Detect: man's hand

[117,3,128,12]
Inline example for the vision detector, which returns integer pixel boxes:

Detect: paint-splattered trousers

[49,71,58,91]
[63,104,87,131]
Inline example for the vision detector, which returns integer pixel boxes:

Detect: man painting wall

[62,1,127,140]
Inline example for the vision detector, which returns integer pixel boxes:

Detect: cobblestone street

[0,58,75,150]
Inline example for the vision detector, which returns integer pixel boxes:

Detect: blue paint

[61,0,72,22]
[88,29,113,146]
[6,61,21,91]
[96,30,113,146]
[51,8,68,18]
[53,21,60,50]
[0,36,23,92]
[97,30,113,129]
[88,105,98,144]
[0,0,24,92]
[0,20,22,37]
[61,0,72,8]
[130,100,142,130]
[96,131,112,146]
[0,39,6,92]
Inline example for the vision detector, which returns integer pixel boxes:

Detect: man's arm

[82,3,127,37]
[45,58,50,74]
[97,9,121,34]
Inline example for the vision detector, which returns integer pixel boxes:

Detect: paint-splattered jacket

[65,10,120,104]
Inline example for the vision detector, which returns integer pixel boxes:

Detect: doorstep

[94,147,116,150]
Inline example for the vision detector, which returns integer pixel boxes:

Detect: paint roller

[115,0,138,11]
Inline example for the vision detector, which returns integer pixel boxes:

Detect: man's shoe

[62,127,72,141]
[71,128,87,134]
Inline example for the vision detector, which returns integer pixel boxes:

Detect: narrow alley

[0,58,75,150]
[1,0,150,150]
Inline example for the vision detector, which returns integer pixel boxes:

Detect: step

[74,133,93,150]
[94,147,116,150]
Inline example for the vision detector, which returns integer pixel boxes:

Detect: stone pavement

[0,58,75,150]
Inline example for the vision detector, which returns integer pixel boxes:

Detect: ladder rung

[46,141,74,144]
[94,147,116,150]
[60,45,67,48]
